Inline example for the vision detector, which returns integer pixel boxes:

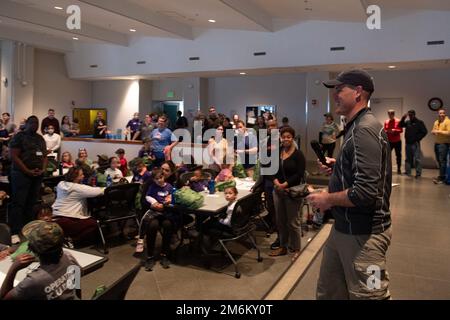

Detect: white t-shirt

[104,168,123,182]
[219,201,237,226]
[43,133,61,157]
[52,181,104,219]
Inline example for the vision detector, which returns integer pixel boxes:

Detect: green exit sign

[167,91,175,98]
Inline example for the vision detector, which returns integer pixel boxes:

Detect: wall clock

[428,97,443,111]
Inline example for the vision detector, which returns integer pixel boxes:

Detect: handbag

[281,153,309,199]
[287,183,310,199]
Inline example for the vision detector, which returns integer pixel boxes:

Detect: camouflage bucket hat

[27,222,64,254]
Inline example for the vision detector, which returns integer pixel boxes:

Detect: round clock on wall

[428,97,443,111]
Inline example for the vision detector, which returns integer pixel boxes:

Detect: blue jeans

[7,170,42,234]
[405,142,422,176]
[435,143,450,180]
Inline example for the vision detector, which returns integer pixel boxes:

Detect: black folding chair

[0,223,11,246]
[91,183,140,253]
[92,263,141,300]
[205,193,263,278]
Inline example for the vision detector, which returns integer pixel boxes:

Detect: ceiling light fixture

[388,65,396,69]
[54,6,63,10]
[72,37,79,40]
[130,28,136,32]
[208,19,216,23]
[240,72,246,75]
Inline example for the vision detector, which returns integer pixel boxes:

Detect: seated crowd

[0,106,316,300]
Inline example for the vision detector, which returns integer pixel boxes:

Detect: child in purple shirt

[136,168,178,271]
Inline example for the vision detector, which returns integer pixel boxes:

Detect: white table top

[0,248,107,287]
[195,178,255,213]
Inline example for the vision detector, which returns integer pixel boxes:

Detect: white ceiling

[2,0,449,46]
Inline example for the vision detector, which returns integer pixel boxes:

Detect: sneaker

[160,255,171,269]
[144,257,155,271]
[270,237,280,250]
[291,250,301,262]
[269,247,287,257]
[433,178,444,184]
[135,239,144,253]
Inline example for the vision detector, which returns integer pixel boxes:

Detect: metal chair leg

[247,233,263,262]
[96,220,108,254]
[218,239,240,278]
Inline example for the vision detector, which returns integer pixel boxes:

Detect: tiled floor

[80,224,319,300]
[288,169,450,300]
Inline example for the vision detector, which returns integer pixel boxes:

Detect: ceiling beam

[0,25,73,52]
[218,0,274,32]
[0,0,128,46]
[78,0,194,40]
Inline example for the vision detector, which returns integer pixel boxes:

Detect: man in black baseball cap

[323,69,374,94]
[307,69,393,300]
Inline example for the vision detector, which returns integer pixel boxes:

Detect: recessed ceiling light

[208,19,216,23]
[54,6,63,10]
[388,65,396,69]
[72,37,79,40]
[129,28,136,32]
[239,72,246,75]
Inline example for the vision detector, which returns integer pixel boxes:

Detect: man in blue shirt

[150,115,178,167]
[126,112,143,140]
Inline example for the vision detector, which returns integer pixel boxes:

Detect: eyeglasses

[78,148,86,151]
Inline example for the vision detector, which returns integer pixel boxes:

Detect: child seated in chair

[215,162,234,183]
[135,168,178,271]
[200,186,240,253]
[105,156,124,183]
[188,166,209,192]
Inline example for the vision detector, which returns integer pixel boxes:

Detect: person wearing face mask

[40,109,60,135]
[8,116,48,235]
[43,125,61,160]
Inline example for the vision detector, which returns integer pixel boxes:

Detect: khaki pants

[317,226,392,300]
[273,190,302,251]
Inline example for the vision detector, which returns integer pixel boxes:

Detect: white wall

[208,73,307,149]
[65,11,450,79]
[0,40,14,117]
[34,49,93,123]
[92,80,140,135]
[370,68,450,168]
[13,45,34,122]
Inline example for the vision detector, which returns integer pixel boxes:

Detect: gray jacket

[329,108,392,235]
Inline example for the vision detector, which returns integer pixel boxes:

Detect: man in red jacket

[384,110,403,174]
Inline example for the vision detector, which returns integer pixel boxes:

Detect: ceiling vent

[189,57,200,61]
[90,64,98,68]
[330,46,345,51]
[427,40,444,46]
[254,52,266,56]
[136,61,146,65]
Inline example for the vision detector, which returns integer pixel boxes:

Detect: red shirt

[384,118,403,143]
[118,157,128,176]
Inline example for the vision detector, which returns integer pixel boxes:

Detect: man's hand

[11,254,35,271]
[306,191,333,213]
[152,203,164,211]
[318,157,335,176]
[432,129,439,135]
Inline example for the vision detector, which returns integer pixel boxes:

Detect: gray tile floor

[80,221,320,300]
[288,169,450,300]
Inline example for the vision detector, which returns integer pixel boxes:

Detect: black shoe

[415,175,421,179]
[270,238,280,250]
[160,255,171,269]
[144,257,155,271]
[397,169,401,174]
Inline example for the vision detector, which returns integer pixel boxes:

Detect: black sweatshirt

[273,148,306,187]
[399,116,428,144]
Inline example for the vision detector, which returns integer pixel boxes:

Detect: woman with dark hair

[235,120,258,177]
[269,126,305,261]
[61,116,73,137]
[52,167,103,245]
[160,160,177,186]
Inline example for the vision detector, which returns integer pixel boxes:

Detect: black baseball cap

[323,69,374,93]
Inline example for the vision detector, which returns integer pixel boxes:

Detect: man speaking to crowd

[307,70,392,300]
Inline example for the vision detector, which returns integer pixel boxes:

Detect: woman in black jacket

[269,126,305,261]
